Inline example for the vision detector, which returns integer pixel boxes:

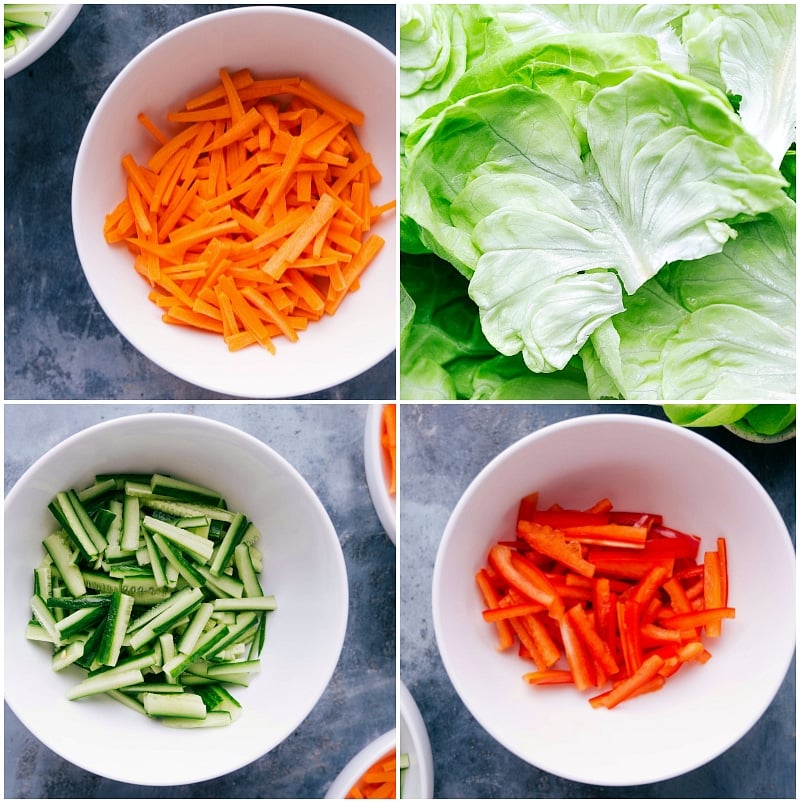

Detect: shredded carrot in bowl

[347,749,398,799]
[103,67,395,355]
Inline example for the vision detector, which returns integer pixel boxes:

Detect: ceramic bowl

[72,6,396,397]
[4,4,82,78]
[399,680,434,798]
[364,404,396,543]
[4,412,349,785]
[432,413,795,786]
[325,728,397,799]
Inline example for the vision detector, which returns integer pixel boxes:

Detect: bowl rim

[4,410,350,785]
[4,4,83,79]
[70,4,396,398]
[398,679,434,799]
[325,727,397,799]
[364,404,396,544]
[432,411,796,786]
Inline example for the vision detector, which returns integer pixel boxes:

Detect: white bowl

[325,728,397,799]
[364,404,396,543]
[398,680,434,799]
[4,412,349,785]
[72,6,396,398]
[4,4,82,79]
[432,413,795,786]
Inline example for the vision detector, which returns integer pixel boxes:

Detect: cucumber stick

[26,472,276,728]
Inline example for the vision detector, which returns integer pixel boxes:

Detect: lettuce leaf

[404,57,788,373]
[683,4,796,168]
[585,201,796,400]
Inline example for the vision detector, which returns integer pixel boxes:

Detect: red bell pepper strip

[559,523,649,548]
[517,491,539,523]
[487,544,557,611]
[717,536,729,607]
[703,550,724,637]
[517,520,596,579]
[482,600,546,622]
[659,607,736,631]
[559,613,596,691]
[566,603,620,677]
[522,669,574,685]
[475,569,514,651]
[522,509,610,529]
[589,653,665,709]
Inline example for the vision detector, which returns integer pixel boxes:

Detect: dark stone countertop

[4,4,396,401]
[4,403,396,798]
[399,403,796,799]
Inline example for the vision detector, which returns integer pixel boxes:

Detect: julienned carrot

[346,749,398,799]
[380,404,396,496]
[477,493,733,709]
[103,67,394,355]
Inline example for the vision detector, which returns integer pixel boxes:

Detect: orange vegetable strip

[206,106,263,151]
[137,111,169,145]
[283,269,326,314]
[288,79,365,126]
[122,154,156,208]
[167,104,232,123]
[163,305,224,334]
[381,403,397,496]
[717,537,729,607]
[659,607,736,630]
[523,669,574,685]
[561,524,649,548]
[126,178,153,238]
[218,67,246,123]
[262,193,340,279]
[236,75,301,103]
[324,234,384,315]
[240,286,299,342]
[184,68,253,110]
[589,653,665,709]
[517,521,596,579]
[476,570,514,651]
[566,603,619,676]
[216,274,276,354]
[703,551,724,637]
[148,121,205,173]
[482,602,546,622]
[369,199,397,220]
[559,614,596,690]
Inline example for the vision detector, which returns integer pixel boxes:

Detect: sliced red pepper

[559,613,596,691]
[475,569,514,651]
[566,603,620,677]
[517,491,539,523]
[511,550,565,618]
[523,509,610,529]
[588,653,665,709]
[517,520,596,579]
[487,544,557,611]
[630,564,670,608]
[717,536,729,607]
[703,551,724,637]
[608,511,663,527]
[560,523,649,548]
[521,612,562,669]
[590,555,674,580]
[523,669,574,685]
[482,601,546,623]
[658,607,735,631]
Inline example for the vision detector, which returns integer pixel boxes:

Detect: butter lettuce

[683,4,796,168]
[583,201,796,400]
[399,4,796,400]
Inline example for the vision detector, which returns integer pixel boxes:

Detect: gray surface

[4,4,396,400]
[400,404,796,799]
[4,404,396,798]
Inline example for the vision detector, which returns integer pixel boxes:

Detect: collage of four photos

[4,3,796,800]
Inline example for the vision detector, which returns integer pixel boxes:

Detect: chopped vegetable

[477,493,734,708]
[103,67,395,355]
[380,404,396,496]
[4,4,56,62]
[347,748,399,799]
[27,472,275,727]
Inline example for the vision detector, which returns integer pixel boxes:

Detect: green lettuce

[683,4,796,168]
[583,201,796,400]
[399,4,796,400]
